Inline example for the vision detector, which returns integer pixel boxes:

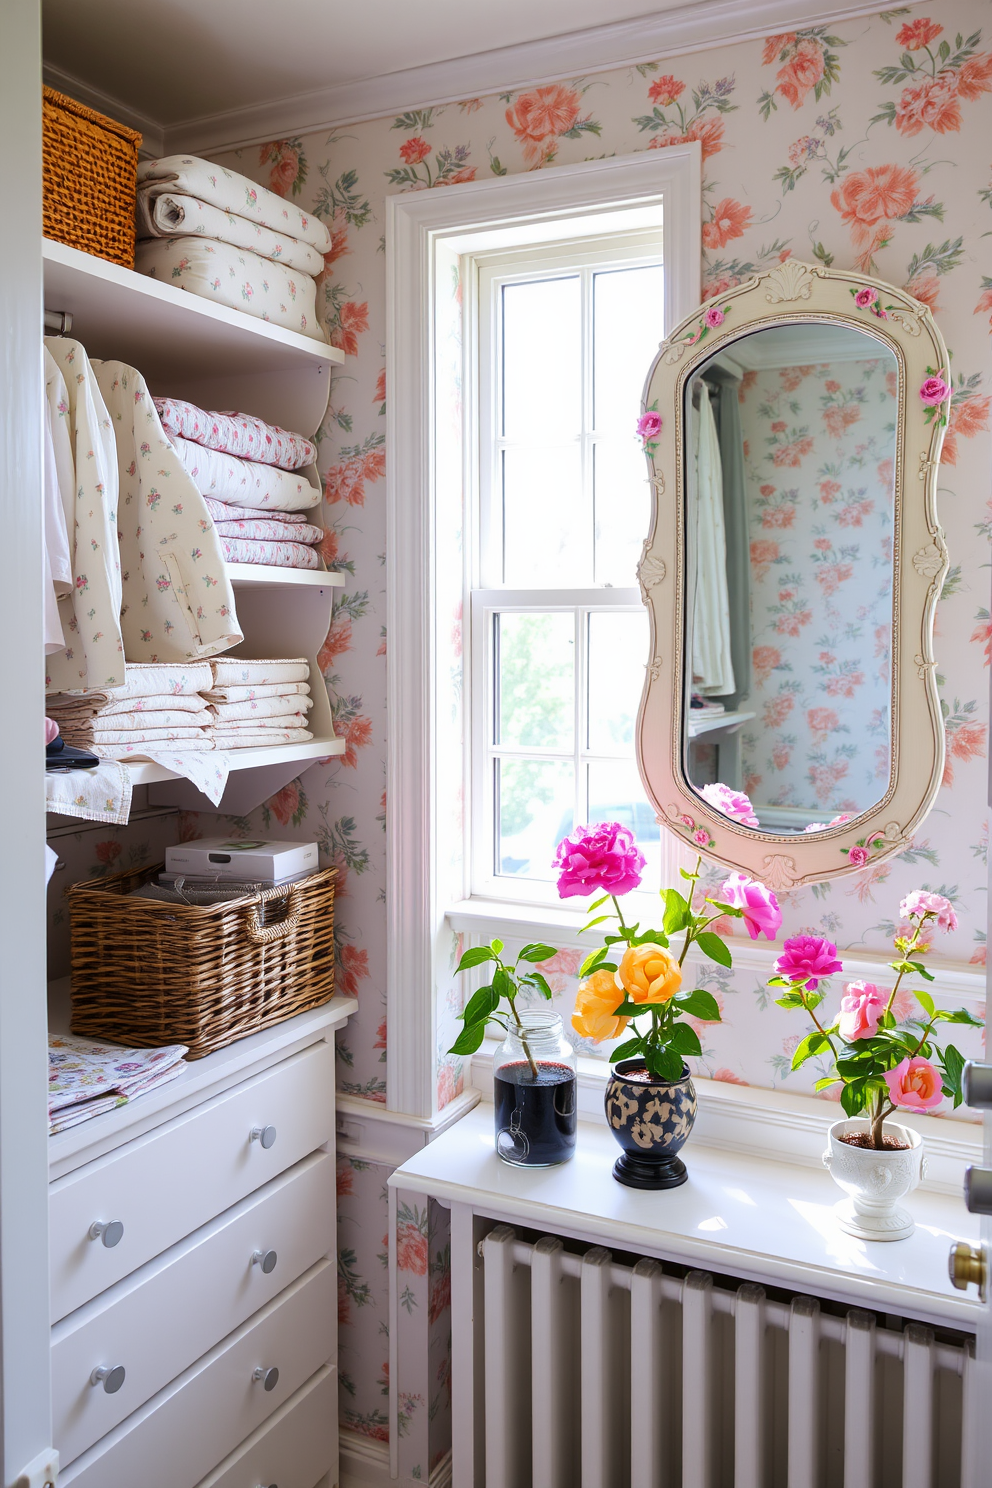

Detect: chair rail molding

[385,146,700,1119]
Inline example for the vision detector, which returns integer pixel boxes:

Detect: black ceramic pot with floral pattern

[605,1058,697,1189]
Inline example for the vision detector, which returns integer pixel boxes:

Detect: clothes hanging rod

[43,309,73,336]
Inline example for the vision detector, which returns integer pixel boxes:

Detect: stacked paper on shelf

[205,657,314,749]
[49,1032,188,1135]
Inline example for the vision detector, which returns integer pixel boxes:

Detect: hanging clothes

[690,382,736,697]
[44,340,125,691]
[91,360,243,664]
[42,400,72,653]
[706,363,752,705]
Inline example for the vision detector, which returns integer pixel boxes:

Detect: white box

[165,837,318,884]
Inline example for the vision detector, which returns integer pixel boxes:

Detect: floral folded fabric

[169,435,321,512]
[210,712,310,731]
[53,691,210,720]
[204,497,309,525]
[137,155,332,254]
[203,681,311,704]
[84,727,212,744]
[49,1031,188,1133]
[94,739,214,755]
[136,193,325,277]
[48,660,215,705]
[211,656,310,687]
[136,237,324,343]
[215,518,324,545]
[61,709,213,735]
[208,695,313,722]
[156,400,317,472]
[45,760,133,826]
[211,728,313,748]
[220,538,321,570]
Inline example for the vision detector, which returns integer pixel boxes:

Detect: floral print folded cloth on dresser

[48,1033,188,1135]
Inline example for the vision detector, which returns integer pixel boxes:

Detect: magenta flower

[704,306,725,328]
[884,1055,943,1111]
[919,375,951,407]
[554,821,646,899]
[838,981,886,1042]
[899,890,957,932]
[774,934,843,990]
[637,410,662,443]
[848,845,869,867]
[854,287,878,308]
[700,781,759,828]
[720,872,782,941]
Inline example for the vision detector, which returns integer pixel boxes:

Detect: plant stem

[506,986,539,1080]
[801,992,840,1058]
[870,1091,897,1149]
[884,916,930,1019]
[677,856,703,968]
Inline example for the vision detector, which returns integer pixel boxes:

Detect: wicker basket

[43,87,142,267]
[68,864,337,1059]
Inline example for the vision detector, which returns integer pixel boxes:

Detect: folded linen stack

[205,657,314,750]
[49,1032,188,1135]
[155,395,326,572]
[46,661,216,757]
[135,155,331,342]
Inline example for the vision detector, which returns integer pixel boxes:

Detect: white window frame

[386,145,701,1118]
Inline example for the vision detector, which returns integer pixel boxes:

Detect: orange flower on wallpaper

[895,18,943,50]
[772,434,814,467]
[399,136,431,164]
[903,273,941,311]
[759,29,843,116]
[337,943,370,999]
[648,75,685,105]
[762,694,794,728]
[830,163,923,269]
[776,39,826,108]
[504,84,597,165]
[895,73,962,136]
[330,300,369,357]
[970,614,992,667]
[752,645,783,684]
[975,280,992,331]
[749,538,780,579]
[762,33,797,64]
[701,198,753,248]
[822,403,861,437]
[874,21,992,140]
[941,393,991,466]
[259,138,306,197]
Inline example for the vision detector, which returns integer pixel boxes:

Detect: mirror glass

[681,322,898,835]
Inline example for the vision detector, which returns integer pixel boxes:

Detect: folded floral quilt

[215,517,324,545]
[220,538,321,570]
[137,155,331,253]
[157,400,316,472]
[169,435,321,512]
[204,498,310,524]
[136,236,324,342]
[210,728,313,748]
[211,657,310,687]
[136,192,324,276]
[208,695,313,722]
[203,681,310,704]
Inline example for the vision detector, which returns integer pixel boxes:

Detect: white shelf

[226,564,344,589]
[687,708,755,738]
[125,737,345,787]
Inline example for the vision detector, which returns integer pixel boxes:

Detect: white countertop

[390,1104,982,1330]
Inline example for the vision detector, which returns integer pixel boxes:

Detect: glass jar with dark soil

[493,1011,577,1166]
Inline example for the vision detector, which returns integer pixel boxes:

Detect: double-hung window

[470,232,666,908]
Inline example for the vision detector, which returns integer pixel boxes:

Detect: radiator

[479,1225,977,1488]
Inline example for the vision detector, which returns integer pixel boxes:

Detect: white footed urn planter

[823,1118,926,1242]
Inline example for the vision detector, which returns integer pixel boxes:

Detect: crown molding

[45,0,893,162]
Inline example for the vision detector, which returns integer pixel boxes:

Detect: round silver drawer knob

[251,1248,278,1275]
[89,1220,124,1248]
[252,1365,279,1392]
[91,1364,126,1394]
[250,1124,277,1149]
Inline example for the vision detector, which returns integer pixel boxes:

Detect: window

[469,233,666,905]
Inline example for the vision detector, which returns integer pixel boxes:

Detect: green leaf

[581,915,611,932]
[791,1031,828,1071]
[587,895,610,912]
[643,1045,685,1082]
[456,946,495,972]
[673,988,721,1022]
[662,889,691,934]
[462,986,498,1025]
[492,967,513,1000]
[611,1037,645,1063]
[579,947,608,978]
[935,1008,984,1026]
[695,931,732,968]
[492,938,503,955]
[613,1000,643,1018]
[678,866,698,881]
[840,1079,868,1118]
[666,1024,702,1057]
[449,1022,488,1056]
[915,989,935,1018]
[941,1043,966,1107]
[518,942,558,963]
[814,1076,839,1092]
[705,899,743,917]
[775,991,807,1009]
[529,972,554,1002]
[631,928,670,947]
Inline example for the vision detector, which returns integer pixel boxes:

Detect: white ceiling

[42,0,680,127]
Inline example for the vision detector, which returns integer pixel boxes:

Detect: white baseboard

[340,1431,451,1488]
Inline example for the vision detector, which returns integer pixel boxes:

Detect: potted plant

[769,890,982,1240]
[558,822,781,1189]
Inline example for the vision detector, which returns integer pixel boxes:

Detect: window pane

[593,265,665,434]
[503,276,581,442]
[497,759,574,880]
[593,437,651,586]
[587,611,649,753]
[497,612,574,750]
[587,759,659,887]
[503,444,587,585]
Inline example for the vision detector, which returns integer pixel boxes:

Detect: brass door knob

[948,1241,987,1299]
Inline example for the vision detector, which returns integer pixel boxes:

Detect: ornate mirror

[635,260,950,888]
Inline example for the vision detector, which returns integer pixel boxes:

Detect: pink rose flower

[637,410,662,443]
[838,980,886,1042]
[854,287,878,308]
[694,828,709,846]
[704,306,725,328]
[919,375,951,407]
[899,890,958,932]
[700,781,760,828]
[554,821,646,899]
[720,872,782,941]
[774,934,843,990]
[679,814,695,829]
[848,845,869,866]
[884,1055,943,1111]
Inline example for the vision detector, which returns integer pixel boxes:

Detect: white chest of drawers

[47,985,356,1488]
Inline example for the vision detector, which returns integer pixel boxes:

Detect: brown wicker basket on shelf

[42,86,142,267]
[67,864,337,1059]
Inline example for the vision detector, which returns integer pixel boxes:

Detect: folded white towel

[211,728,313,749]
[137,155,332,254]
[203,681,311,704]
[136,192,324,277]
[47,660,214,706]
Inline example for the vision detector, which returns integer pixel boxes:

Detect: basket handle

[243,883,304,945]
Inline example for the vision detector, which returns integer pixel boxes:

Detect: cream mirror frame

[635,259,950,889]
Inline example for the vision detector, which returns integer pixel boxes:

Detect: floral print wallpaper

[44,2,990,1468]
[737,355,896,817]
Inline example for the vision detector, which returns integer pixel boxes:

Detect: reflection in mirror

[682,322,898,835]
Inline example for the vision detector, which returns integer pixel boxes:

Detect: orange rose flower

[895,73,962,137]
[618,944,682,1005]
[895,19,943,51]
[701,198,753,249]
[831,164,918,231]
[505,85,581,144]
[571,968,627,1043]
[776,39,826,109]
[957,53,992,101]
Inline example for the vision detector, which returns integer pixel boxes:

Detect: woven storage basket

[43,87,141,267]
[68,864,337,1059]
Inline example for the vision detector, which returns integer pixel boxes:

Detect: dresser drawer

[59,1258,334,1488]
[195,1364,337,1488]
[53,1150,335,1465]
[51,1038,334,1321]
